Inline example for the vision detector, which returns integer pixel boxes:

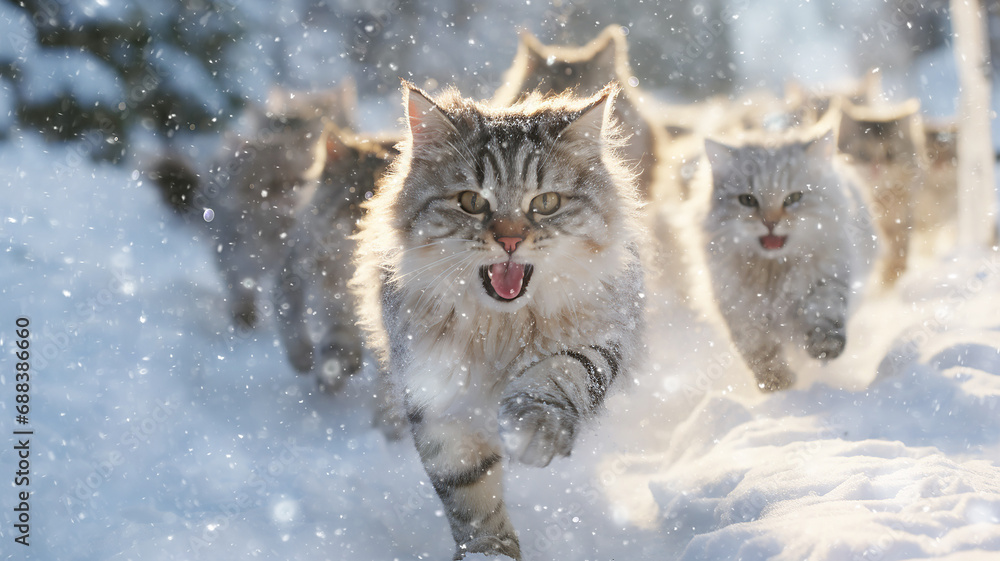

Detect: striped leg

[498,343,621,468]
[409,409,521,560]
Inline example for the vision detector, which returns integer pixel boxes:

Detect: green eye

[458,191,489,214]
[529,192,561,215]
[737,194,758,207]
[783,192,803,207]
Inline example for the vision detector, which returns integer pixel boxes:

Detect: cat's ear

[805,129,837,161]
[704,138,738,175]
[564,84,618,142]
[403,82,457,145]
[519,30,549,68]
[591,26,626,76]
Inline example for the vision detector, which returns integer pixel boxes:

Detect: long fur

[686,128,876,391]
[350,82,645,559]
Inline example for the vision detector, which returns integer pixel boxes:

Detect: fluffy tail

[147,153,201,214]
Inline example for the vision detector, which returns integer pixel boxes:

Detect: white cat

[693,130,876,390]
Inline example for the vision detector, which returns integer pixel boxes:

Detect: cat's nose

[496,236,523,254]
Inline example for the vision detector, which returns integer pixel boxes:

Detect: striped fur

[350,83,645,559]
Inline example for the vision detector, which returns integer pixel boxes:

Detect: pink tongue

[489,262,526,300]
[760,234,787,250]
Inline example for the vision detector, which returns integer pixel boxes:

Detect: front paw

[454,535,520,560]
[498,392,577,468]
[806,322,845,360]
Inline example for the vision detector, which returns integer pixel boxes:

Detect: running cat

[699,131,875,391]
[351,83,645,559]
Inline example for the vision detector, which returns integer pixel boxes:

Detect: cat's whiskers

[395,249,476,283]
[409,252,481,314]
[397,238,474,258]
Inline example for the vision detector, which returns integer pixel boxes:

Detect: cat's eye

[457,191,489,214]
[737,194,758,208]
[783,192,803,207]
[529,192,561,215]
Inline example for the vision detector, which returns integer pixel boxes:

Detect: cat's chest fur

[396,283,615,414]
[708,247,819,328]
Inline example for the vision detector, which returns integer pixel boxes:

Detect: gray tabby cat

[493,25,663,199]
[700,131,875,391]
[146,83,362,328]
[351,83,645,559]
[275,124,398,388]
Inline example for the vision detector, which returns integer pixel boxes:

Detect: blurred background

[0,0,986,164]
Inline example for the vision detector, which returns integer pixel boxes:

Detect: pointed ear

[704,138,737,174]
[805,129,837,161]
[403,82,456,145]
[592,26,625,74]
[519,29,548,63]
[564,84,617,142]
[837,109,859,153]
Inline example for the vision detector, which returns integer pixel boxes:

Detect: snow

[2,2,1000,560]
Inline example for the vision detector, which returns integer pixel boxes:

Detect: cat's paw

[806,323,845,361]
[498,392,577,468]
[284,337,314,374]
[454,534,520,560]
[315,334,363,391]
[753,366,796,392]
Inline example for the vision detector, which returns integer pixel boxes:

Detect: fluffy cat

[838,98,924,287]
[147,84,359,327]
[351,83,645,559]
[698,130,875,391]
[150,117,327,327]
[492,25,663,199]
[275,124,398,387]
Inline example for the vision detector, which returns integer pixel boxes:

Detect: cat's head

[704,131,842,259]
[495,26,627,104]
[837,99,921,170]
[322,124,399,201]
[386,82,635,313]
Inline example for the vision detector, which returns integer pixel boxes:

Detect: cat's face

[704,132,840,259]
[837,102,921,182]
[392,86,630,313]
[513,31,620,98]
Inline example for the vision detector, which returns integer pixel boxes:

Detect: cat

[697,130,875,391]
[275,124,398,388]
[492,25,664,199]
[148,95,334,327]
[837,98,924,287]
[912,119,958,253]
[351,83,645,559]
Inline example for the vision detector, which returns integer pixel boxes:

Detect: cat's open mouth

[481,261,534,301]
[759,234,787,250]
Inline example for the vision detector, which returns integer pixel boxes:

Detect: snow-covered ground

[3,2,1000,560]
